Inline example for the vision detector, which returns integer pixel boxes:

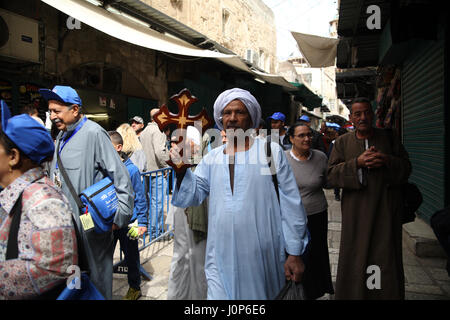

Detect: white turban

[213,88,261,130]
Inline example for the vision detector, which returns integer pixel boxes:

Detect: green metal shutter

[127,97,158,124]
[402,40,445,223]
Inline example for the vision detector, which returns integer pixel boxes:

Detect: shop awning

[290,82,323,111]
[290,31,339,68]
[335,68,376,100]
[42,0,296,91]
[320,98,331,113]
[42,0,250,71]
[326,114,349,126]
[252,70,298,90]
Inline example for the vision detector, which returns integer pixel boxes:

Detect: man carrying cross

[168,88,309,300]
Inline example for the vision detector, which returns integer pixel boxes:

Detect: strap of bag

[265,140,280,203]
[56,140,84,210]
[55,139,90,273]
[6,194,24,260]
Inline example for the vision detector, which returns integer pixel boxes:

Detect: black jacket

[311,129,326,154]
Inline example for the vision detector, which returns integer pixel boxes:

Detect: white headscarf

[213,88,261,130]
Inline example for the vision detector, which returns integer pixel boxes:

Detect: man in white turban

[213,88,261,131]
[170,88,309,300]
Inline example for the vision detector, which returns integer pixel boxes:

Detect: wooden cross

[153,88,214,172]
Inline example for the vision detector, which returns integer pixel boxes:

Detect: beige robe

[327,128,411,299]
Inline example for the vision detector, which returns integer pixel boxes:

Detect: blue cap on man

[1,100,54,164]
[298,115,310,122]
[39,85,82,106]
[269,112,286,122]
[326,122,341,131]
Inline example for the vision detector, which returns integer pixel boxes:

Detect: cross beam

[152,88,214,172]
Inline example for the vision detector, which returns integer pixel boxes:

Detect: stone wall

[40,3,182,105]
[0,0,188,106]
[142,0,277,73]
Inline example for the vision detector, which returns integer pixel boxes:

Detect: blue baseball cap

[1,100,55,164]
[0,100,11,128]
[269,112,286,122]
[326,122,341,131]
[39,85,82,106]
[298,115,310,122]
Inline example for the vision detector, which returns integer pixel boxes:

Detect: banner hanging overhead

[291,31,339,68]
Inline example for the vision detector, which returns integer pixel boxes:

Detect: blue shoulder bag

[79,177,119,233]
[56,140,118,234]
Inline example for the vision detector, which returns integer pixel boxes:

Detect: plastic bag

[275,280,306,300]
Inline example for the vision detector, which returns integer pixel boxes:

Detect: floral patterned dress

[0,167,77,299]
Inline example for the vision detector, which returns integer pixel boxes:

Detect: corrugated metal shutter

[402,40,445,223]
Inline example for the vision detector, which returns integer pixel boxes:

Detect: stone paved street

[113,236,173,300]
[113,189,450,300]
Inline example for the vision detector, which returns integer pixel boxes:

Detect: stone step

[402,217,447,259]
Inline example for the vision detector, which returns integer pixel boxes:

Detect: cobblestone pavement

[113,189,450,300]
[113,236,173,300]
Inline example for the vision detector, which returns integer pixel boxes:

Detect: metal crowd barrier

[113,167,175,279]
[141,167,175,246]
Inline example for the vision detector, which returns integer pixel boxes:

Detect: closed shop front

[402,39,445,222]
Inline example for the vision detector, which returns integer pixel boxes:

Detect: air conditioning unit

[0,9,39,63]
[252,51,259,66]
[246,49,254,64]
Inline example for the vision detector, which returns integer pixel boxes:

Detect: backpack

[402,182,422,224]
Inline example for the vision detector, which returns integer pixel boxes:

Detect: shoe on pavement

[123,287,142,300]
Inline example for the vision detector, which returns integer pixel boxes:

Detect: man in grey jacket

[140,108,169,237]
[40,85,134,300]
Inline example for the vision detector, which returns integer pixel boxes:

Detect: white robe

[167,205,207,300]
[172,139,308,300]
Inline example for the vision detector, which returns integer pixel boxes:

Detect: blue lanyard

[55,117,87,169]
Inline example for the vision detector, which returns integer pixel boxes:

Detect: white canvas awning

[42,0,296,90]
[42,0,249,71]
[291,31,339,68]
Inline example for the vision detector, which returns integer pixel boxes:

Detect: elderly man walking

[327,97,411,299]
[170,88,309,300]
[40,85,134,299]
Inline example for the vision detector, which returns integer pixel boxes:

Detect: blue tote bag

[57,273,105,300]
